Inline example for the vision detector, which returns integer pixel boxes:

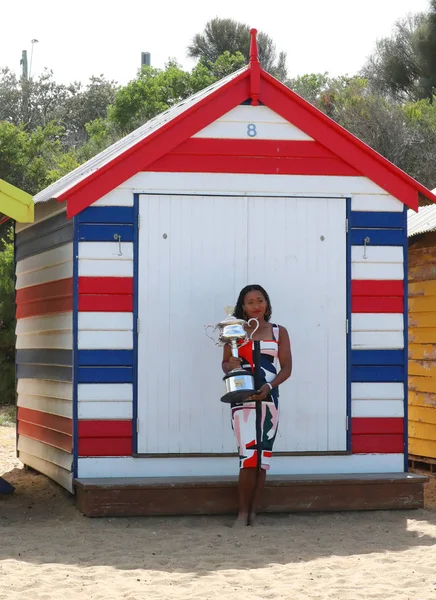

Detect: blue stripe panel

[351,350,404,366]
[351,366,404,382]
[350,229,403,246]
[350,212,404,229]
[78,224,134,242]
[78,350,133,366]
[77,206,134,224]
[78,367,133,383]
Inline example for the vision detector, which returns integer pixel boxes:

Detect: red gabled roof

[38,29,436,217]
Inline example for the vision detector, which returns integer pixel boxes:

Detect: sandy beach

[2,423,436,600]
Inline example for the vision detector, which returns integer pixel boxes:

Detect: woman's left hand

[248,384,271,401]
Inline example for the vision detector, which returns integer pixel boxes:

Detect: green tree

[0,120,80,195]
[106,56,243,135]
[188,18,288,81]
[362,2,436,102]
[0,68,117,145]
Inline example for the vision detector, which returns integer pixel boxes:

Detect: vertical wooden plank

[326,197,348,450]
[137,194,249,454]
[247,196,346,452]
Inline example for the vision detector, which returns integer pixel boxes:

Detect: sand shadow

[1,466,436,573]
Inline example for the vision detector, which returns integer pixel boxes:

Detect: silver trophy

[205,306,259,403]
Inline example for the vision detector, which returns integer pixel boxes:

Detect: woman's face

[243,290,268,320]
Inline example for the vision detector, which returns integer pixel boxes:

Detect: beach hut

[15,31,433,516]
[408,198,436,471]
[0,177,33,495]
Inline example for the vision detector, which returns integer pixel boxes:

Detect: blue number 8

[247,124,257,137]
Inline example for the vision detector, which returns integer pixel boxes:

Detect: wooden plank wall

[15,200,74,491]
[409,231,436,459]
[76,189,134,458]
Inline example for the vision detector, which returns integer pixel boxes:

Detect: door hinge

[136,318,140,334]
[137,214,140,229]
[136,419,139,433]
[345,218,349,233]
[346,318,349,334]
[346,416,349,431]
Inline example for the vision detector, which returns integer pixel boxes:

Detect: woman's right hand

[228,356,242,371]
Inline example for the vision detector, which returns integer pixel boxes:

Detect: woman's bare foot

[233,512,248,528]
[248,512,256,526]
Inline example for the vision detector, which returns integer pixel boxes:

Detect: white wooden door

[247,197,347,451]
[137,194,347,454]
[137,194,248,454]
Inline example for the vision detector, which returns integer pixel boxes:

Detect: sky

[1,0,431,86]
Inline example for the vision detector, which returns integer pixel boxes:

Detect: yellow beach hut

[0,178,34,225]
[408,192,436,471]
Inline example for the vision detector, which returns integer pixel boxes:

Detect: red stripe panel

[17,296,73,319]
[78,437,132,457]
[16,278,73,318]
[352,297,404,313]
[172,138,336,158]
[78,294,133,312]
[148,154,360,177]
[18,407,72,435]
[78,420,132,438]
[352,280,404,297]
[352,417,404,435]
[18,422,72,452]
[78,277,133,295]
[16,278,73,302]
[352,434,404,454]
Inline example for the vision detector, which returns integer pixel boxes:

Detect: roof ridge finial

[249,28,259,64]
[249,28,260,106]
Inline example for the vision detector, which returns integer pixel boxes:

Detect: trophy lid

[217,306,247,328]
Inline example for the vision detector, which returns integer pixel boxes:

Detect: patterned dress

[231,324,280,470]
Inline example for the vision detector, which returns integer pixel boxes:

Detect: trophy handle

[204,325,218,344]
[247,318,260,339]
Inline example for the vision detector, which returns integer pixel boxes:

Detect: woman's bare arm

[270,326,292,388]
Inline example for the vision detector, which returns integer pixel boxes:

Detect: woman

[222,284,292,527]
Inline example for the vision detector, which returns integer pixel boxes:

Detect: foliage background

[1,12,436,404]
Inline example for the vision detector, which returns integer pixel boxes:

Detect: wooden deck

[74,472,428,517]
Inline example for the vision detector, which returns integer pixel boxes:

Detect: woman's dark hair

[234,284,272,322]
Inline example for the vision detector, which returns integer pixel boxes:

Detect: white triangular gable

[192,105,314,141]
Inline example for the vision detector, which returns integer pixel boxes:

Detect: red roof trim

[60,71,250,217]
[57,47,436,216]
[260,70,436,210]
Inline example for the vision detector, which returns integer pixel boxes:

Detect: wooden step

[74,472,428,517]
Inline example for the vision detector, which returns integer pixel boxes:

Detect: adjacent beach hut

[408,199,436,470]
[0,177,33,495]
[15,31,434,516]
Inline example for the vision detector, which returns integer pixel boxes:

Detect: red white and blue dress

[231,324,280,470]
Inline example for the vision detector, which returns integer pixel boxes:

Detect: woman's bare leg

[248,468,267,526]
[233,468,257,527]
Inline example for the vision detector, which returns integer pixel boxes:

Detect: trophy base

[220,389,257,404]
[221,369,257,404]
